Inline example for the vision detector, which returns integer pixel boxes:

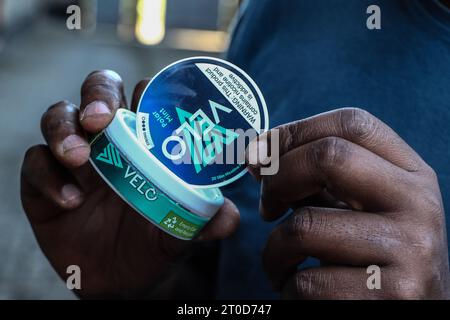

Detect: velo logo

[162,101,239,174]
[96,143,123,168]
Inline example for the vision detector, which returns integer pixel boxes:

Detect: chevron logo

[174,105,239,174]
[96,143,123,168]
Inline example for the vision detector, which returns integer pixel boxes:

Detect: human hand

[249,108,450,299]
[20,70,240,299]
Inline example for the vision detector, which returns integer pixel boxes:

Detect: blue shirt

[218,0,450,299]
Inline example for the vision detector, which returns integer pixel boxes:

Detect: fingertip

[222,197,240,215]
[221,199,241,233]
[196,198,240,241]
[220,198,241,228]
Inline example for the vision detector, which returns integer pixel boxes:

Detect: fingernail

[81,101,111,120]
[62,134,89,155]
[61,184,83,204]
[246,133,268,166]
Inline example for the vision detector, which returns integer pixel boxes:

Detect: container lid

[135,56,269,188]
[105,108,224,219]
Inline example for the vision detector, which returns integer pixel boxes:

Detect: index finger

[79,70,127,133]
[249,108,424,174]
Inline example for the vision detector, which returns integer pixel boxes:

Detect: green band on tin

[89,132,209,240]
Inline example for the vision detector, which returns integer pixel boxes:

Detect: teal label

[89,133,208,240]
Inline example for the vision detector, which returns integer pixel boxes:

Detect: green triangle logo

[96,143,123,168]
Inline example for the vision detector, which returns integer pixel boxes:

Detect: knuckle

[412,186,444,230]
[81,82,118,97]
[423,192,444,220]
[423,164,439,183]
[284,207,316,241]
[42,101,77,126]
[417,239,435,258]
[312,137,350,172]
[421,264,443,293]
[82,70,123,93]
[42,101,77,122]
[45,100,73,113]
[340,107,378,141]
[411,166,444,227]
[280,122,300,154]
[86,69,122,82]
[86,70,107,78]
[372,218,405,255]
[41,106,78,138]
[408,166,444,228]
[413,234,440,261]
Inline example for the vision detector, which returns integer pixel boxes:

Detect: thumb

[196,198,240,241]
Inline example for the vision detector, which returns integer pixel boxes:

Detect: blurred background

[0,0,240,299]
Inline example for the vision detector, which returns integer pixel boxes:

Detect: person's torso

[217,0,450,299]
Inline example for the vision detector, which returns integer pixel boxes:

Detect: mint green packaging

[89,109,224,240]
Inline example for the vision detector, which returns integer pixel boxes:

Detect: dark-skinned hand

[248,108,450,299]
[20,70,240,299]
